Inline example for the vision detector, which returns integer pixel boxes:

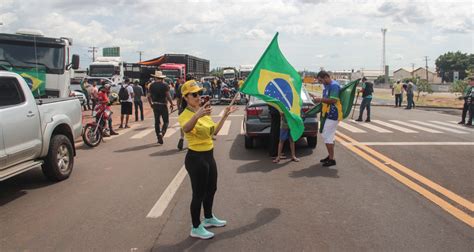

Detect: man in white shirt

[119,78,134,128]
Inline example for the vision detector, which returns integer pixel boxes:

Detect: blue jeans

[406,94,414,109]
[358,97,372,120]
[134,100,144,121]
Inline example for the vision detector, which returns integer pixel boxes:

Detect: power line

[88,46,98,62]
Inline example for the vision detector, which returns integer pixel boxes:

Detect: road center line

[147,165,187,218]
[336,132,474,224]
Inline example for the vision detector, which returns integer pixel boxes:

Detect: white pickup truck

[0,71,82,181]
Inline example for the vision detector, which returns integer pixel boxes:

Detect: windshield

[0,41,65,74]
[224,73,235,79]
[161,69,180,79]
[89,65,115,77]
[240,71,251,78]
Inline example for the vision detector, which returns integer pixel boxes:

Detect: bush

[450,80,468,97]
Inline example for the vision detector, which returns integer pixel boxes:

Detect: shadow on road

[237,148,314,174]
[114,143,157,153]
[289,163,339,179]
[151,208,281,252]
[0,169,54,206]
[150,149,187,157]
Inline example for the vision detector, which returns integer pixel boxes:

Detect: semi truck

[239,65,254,79]
[0,29,80,98]
[88,56,124,84]
[223,67,238,82]
[139,54,209,80]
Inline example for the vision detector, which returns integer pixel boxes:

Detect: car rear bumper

[245,118,318,137]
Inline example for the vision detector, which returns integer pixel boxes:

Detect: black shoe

[320,156,330,163]
[466,122,473,126]
[458,121,465,125]
[355,118,363,122]
[365,119,371,122]
[157,134,163,144]
[177,138,184,150]
[322,159,336,167]
[110,131,119,136]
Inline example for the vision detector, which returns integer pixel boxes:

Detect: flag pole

[351,91,360,119]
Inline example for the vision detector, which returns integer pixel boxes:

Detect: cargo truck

[139,54,209,80]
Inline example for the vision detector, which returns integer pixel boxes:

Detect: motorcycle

[82,103,112,147]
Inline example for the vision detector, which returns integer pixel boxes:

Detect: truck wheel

[42,134,74,181]
[307,136,317,149]
[244,136,254,149]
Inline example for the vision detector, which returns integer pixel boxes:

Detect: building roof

[393,68,412,73]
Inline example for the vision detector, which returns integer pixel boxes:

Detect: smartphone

[201,95,211,107]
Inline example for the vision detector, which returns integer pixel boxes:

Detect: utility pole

[381,28,388,83]
[424,56,429,82]
[137,51,144,62]
[411,63,415,77]
[88,46,98,62]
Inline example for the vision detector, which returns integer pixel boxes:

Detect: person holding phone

[178,80,238,240]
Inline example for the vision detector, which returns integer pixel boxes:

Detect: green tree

[435,51,474,82]
[449,80,468,97]
[414,79,433,101]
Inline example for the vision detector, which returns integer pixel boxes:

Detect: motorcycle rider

[98,84,119,136]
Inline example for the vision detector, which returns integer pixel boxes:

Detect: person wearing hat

[147,70,174,144]
[97,84,119,136]
[178,80,238,239]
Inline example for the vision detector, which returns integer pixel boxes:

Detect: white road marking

[147,165,187,218]
[342,142,474,146]
[339,121,367,133]
[355,122,393,133]
[218,120,232,136]
[131,129,155,139]
[430,121,473,130]
[389,120,442,133]
[449,121,458,124]
[371,120,418,133]
[164,123,180,138]
[410,120,468,134]
[240,120,245,135]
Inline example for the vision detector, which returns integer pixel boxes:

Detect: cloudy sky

[0,0,472,72]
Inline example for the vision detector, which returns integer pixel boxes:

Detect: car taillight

[246,107,263,116]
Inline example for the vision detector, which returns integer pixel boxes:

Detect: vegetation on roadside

[435,51,474,82]
[450,80,468,97]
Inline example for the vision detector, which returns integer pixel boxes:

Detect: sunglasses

[188,91,202,98]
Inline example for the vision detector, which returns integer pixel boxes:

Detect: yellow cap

[181,80,203,97]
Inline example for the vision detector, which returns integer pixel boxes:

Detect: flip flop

[291,157,300,162]
[272,158,280,163]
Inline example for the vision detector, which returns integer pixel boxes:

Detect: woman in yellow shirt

[178,80,238,240]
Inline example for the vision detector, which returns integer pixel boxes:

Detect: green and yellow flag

[306,79,360,132]
[240,32,304,140]
[11,68,46,97]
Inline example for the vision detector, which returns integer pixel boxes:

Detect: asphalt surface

[1,102,473,251]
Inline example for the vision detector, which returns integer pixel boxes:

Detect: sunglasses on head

[189,91,202,98]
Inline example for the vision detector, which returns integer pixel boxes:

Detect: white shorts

[321,119,339,144]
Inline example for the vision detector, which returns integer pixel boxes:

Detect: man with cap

[147,70,174,144]
[392,80,403,107]
[119,78,134,128]
[356,77,374,122]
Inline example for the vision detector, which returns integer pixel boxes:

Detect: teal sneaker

[190,224,214,240]
[203,215,227,228]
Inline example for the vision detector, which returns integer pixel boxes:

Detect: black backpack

[118,84,129,101]
[363,82,374,97]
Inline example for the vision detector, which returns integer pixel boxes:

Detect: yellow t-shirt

[178,108,216,152]
[394,83,402,94]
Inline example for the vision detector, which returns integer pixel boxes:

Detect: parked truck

[239,65,254,79]
[139,54,209,80]
[223,67,238,82]
[0,71,82,181]
[0,30,80,98]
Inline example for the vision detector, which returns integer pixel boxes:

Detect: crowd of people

[391,79,416,109]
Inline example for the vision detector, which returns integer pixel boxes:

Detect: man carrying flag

[309,71,342,167]
[240,32,305,144]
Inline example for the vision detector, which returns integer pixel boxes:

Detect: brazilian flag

[306,79,360,132]
[11,68,46,97]
[240,32,304,141]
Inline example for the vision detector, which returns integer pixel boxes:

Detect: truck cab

[223,67,237,82]
[88,56,124,84]
[159,63,186,81]
[0,30,80,98]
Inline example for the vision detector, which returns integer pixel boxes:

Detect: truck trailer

[139,54,209,80]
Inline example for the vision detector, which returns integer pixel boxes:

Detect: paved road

[1,104,473,251]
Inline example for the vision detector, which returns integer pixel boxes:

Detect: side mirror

[72,54,80,70]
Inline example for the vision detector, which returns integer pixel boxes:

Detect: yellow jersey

[178,108,216,152]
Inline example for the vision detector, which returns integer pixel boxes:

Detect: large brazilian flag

[11,68,46,97]
[240,32,304,141]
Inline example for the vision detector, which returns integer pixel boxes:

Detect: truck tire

[42,134,74,181]
[244,136,254,149]
[307,136,317,149]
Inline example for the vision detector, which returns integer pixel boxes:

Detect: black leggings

[185,149,217,228]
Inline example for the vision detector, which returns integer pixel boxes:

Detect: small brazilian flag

[241,32,304,141]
